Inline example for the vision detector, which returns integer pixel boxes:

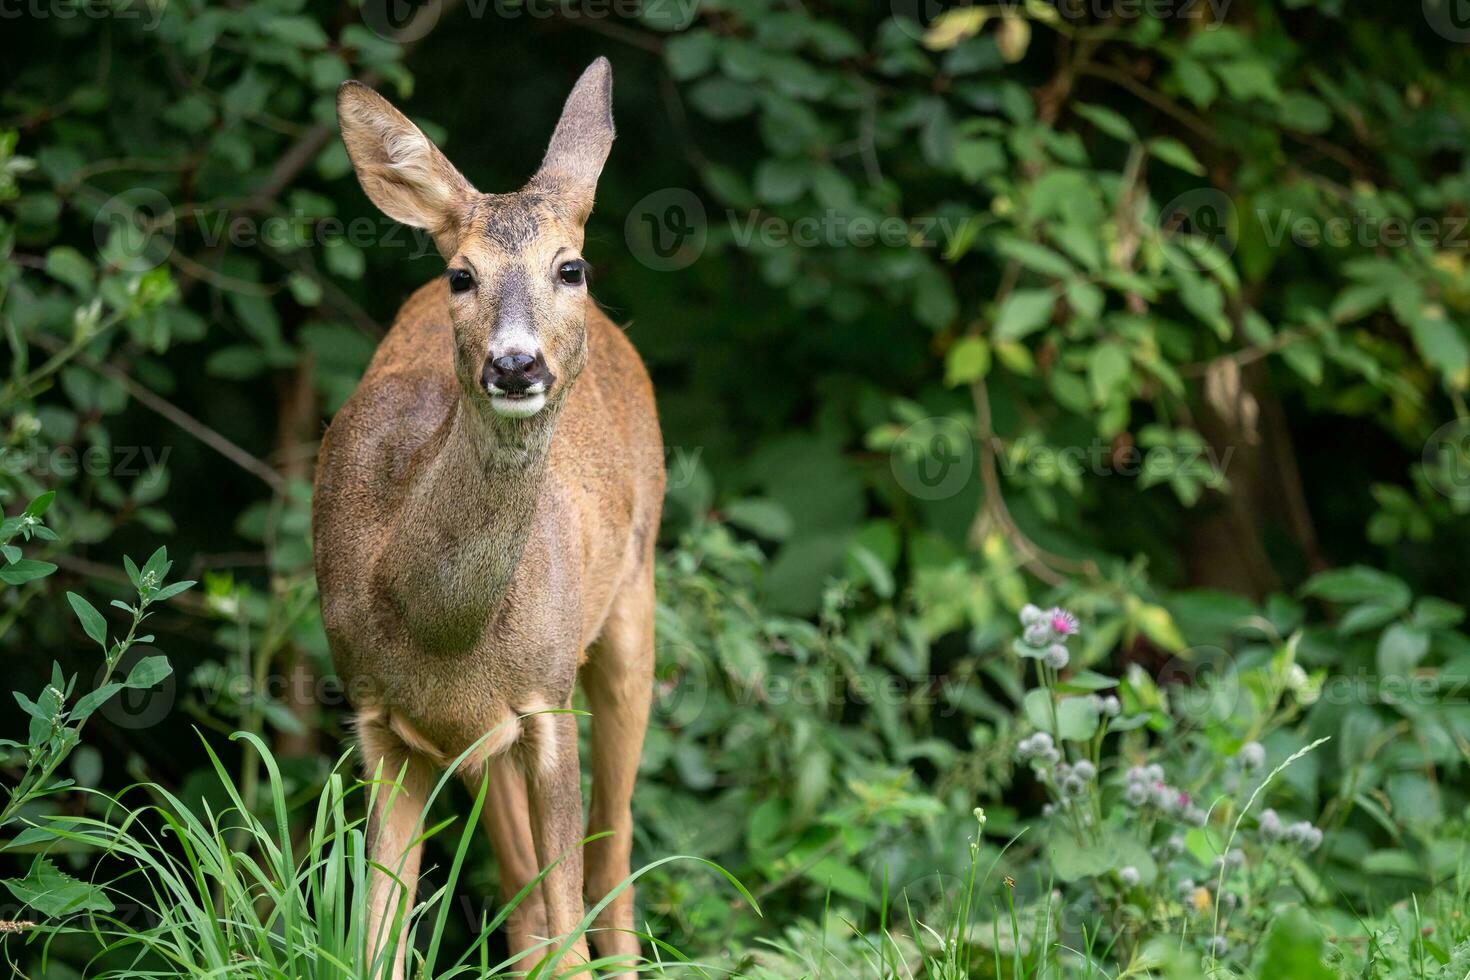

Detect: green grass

[7,730,755,979]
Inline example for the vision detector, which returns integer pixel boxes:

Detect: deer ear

[530,57,615,222]
[337,81,476,257]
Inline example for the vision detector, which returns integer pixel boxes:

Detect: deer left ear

[337,81,478,258]
[530,57,615,223]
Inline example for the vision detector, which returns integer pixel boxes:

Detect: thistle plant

[1007,604,1331,971]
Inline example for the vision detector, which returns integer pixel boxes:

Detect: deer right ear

[337,81,476,257]
[530,57,615,223]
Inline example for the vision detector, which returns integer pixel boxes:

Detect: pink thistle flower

[1048,607,1079,636]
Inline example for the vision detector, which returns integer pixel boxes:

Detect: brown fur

[314,58,663,978]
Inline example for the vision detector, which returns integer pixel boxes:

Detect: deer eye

[448,269,475,293]
[557,260,588,286]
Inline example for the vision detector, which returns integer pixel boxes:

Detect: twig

[31,335,287,494]
[968,374,1099,586]
[1078,62,1219,146]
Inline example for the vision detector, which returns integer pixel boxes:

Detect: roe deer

[313,58,664,978]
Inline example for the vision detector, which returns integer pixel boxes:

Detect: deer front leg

[582,567,655,975]
[476,756,549,969]
[360,721,433,980]
[524,710,592,972]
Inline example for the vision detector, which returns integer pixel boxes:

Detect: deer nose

[483,351,551,395]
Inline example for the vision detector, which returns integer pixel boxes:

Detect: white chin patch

[489,392,547,419]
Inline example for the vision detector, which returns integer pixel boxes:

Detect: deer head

[337,59,615,424]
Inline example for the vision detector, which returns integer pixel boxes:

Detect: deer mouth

[486,387,548,419]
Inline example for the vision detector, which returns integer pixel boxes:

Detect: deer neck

[381,391,561,653]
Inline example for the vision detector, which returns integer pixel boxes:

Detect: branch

[32,334,288,494]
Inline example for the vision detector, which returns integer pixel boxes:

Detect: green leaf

[753,158,807,204]
[1087,342,1130,404]
[70,683,123,723]
[1066,279,1104,320]
[1412,597,1464,631]
[944,336,990,387]
[287,272,322,307]
[1252,907,1335,979]
[666,30,717,80]
[3,857,114,916]
[1302,566,1411,610]
[953,137,1005,183]
[206,345,267,380]
[1048,829,1149,882]
[66,593,108,649]
[1056,670,1118,694]
[993,288,1056,341]
[1279,92,1332,133]
[993,236,1074,278]
[1073,102,1137,143]
[1409,311,1470,384]
[1147,137,1205,176]
[151,580,196,602]
[1173,57,1217,107]
[261,15,330,49]
[846,543,895,600]
[1376,623,1430,677]
[1336,602,1400,636]
[1214,59,1283,103]
[1048,831,1114,881]
[23,492,57,519]
[1,558,57,585]
[45,246,94,293]
[1134,604,1186,652]
[1023,690,1100,740]
[723,498,793,541]
[688,76,759,120]
[122,656,171,690]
